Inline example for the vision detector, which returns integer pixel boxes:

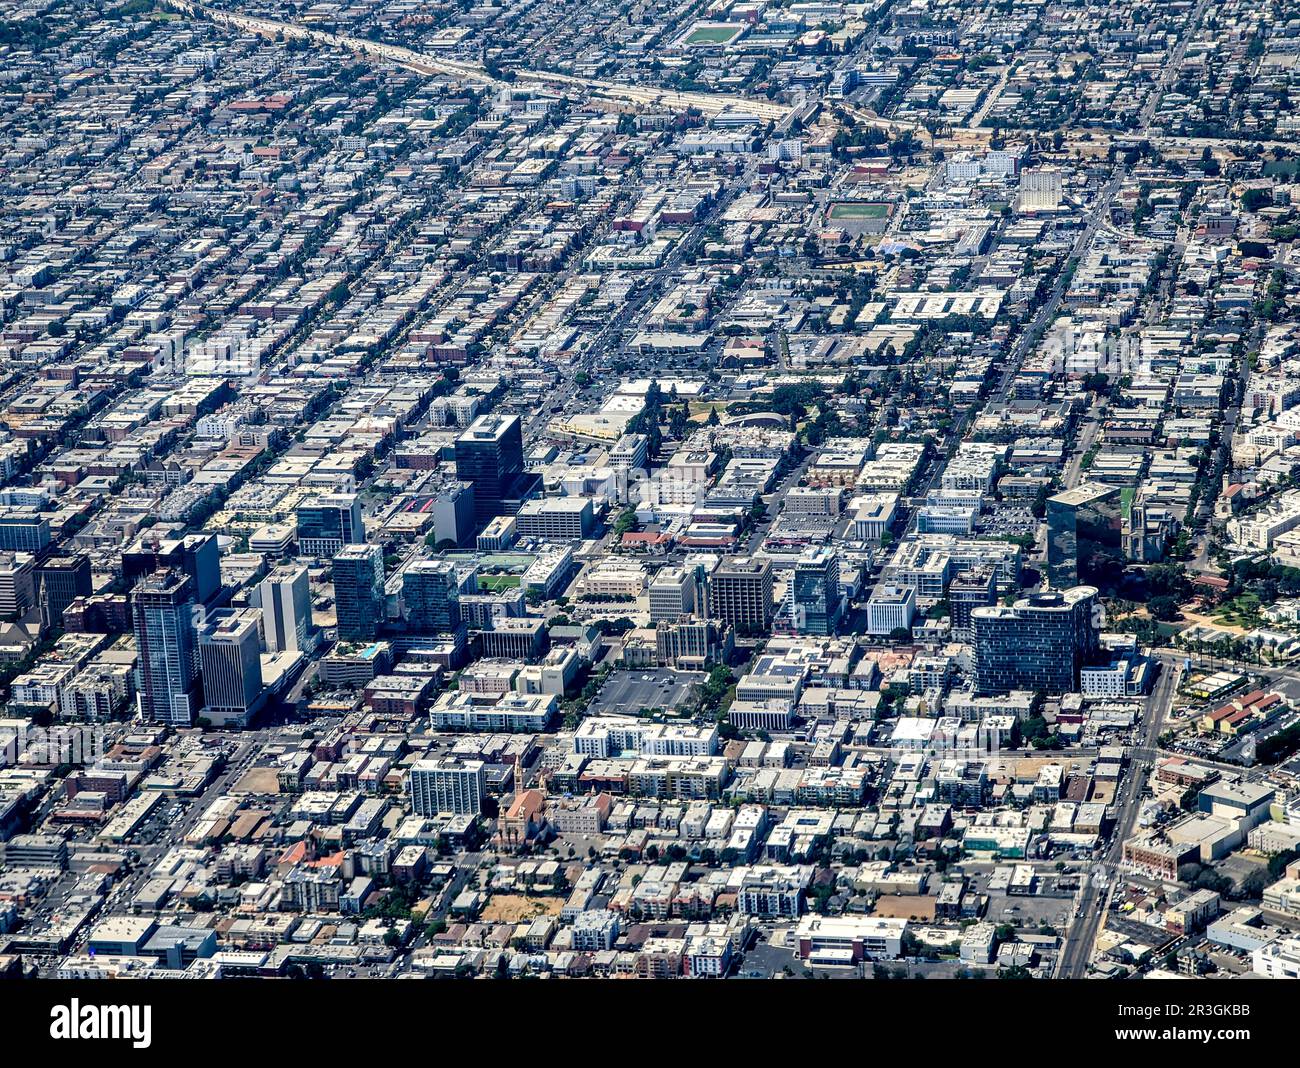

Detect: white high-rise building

[1018,166,1063,212]
[649,566,697,624]
[409,758,486,816]
[258,564,313,653]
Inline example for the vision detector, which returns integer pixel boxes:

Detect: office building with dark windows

[1046,482,1123,590]
[296,493,365,557]
[789,547,842,636]
[402,559,462,633]
[123,532,222,606]
[333,544,384,642]
[455,414,536,526]
[971,586,1100,695]
[133,571,202,726]
[37,554,92,628]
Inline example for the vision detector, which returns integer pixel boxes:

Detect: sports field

[683,23,744,46]
[828,202,890,220]
[477,573,521,591]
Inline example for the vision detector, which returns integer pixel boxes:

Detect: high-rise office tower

[790,547,841,636]
[37,554,92,629]
[332,543,384,642]
[133,570,203,725]
[709,556,774,635]
[122,532,222,605]
[296,493,365,557]
[649,566,697,625]
[971,586,1100,695]
[198,609,264,727]
[432,481,476,548]
[948,566,998,642]
[1046,482,1123,590]
[402,559,461,633]
[258,564,313,653]
[455,414,525,526]
[409,758,486,816]
[0,552,37,622]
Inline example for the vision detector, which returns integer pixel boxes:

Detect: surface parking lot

[586,669,706,717]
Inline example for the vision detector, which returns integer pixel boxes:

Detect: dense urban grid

[0,0,1299,984]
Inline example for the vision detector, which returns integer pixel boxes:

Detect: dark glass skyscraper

[296,493,364,557]
[37,554,92,628]
[402,559,461,633]
[790,548,841,636]
[123,532,222,605]
[332,544,384,642]
[948,566,997,642]
[133,570,202,725]
[455,414,525,526]
[1046,482,1123,590]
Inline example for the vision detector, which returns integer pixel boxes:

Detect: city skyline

[0,0,1298,1010]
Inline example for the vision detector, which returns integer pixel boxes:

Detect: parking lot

[976,504,1040,541]
[986,891,1074,931]
[586,669,706,718]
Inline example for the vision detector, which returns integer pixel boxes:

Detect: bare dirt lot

[231,767,282,795]
[480,894,564,923]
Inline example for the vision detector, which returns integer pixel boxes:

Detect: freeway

[162,1,792,121]
[835,101,933,147]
